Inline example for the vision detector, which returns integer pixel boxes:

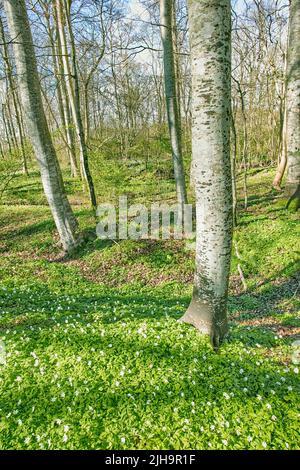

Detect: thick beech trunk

[286,0,300,210]
[180,0,233,349]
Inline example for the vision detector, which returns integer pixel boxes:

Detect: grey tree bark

[160,0,188,210]
[286,0,300,210]
[180,0,233,349]
[3,0,79,252]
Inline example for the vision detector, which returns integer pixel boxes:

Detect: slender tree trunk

[171,1,182,125]
[160,0,188,210]
[15,89,29,159]
[231,105,238,227]
[180,0,233,349]
[3,0,79,252]
[241,107,248,209]
[54,0,80,173]
[83,32,105,145]
[45,7,78,177]
[83,82,90,144]
[0,142,4,159]
[273,104,287,190]
[286,0,300,210]
[2,103,12,153]
[4,99,18,149]
[55,0,97,210]
[110,49,126,157]
[56,49,78,177]
[0,16,28,174]
[234,77,248,208]
[273,50,288,191]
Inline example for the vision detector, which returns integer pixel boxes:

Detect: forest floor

[0,166,299,449]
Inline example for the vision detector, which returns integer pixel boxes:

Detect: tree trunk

[55,0,97,210]
[273,49,288,191]
[4,100,18,149]
[180,0,233,350]
[233,76,248,208]
[286,0,300,210]
[273,104,287,191]
[3,0,79,252]
[172,0,182,125]
[84,82,90,144]
[0,15,28,174]
[231,104,238,227]
[45,6,78,178]
[2,103,12,153]
[0,141,4,159]
[160,0,188,210]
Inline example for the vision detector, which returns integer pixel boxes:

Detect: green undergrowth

[0,165,299,449]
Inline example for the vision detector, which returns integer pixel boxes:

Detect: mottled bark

[160,0,187,209]
[286,0,300,210]
[180,0,233,349]
[3,0,79,252]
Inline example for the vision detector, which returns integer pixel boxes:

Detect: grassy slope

[0,165,299,450]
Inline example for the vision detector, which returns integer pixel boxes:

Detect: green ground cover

[0,166,299,449]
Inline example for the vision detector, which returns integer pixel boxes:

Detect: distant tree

[286,0,300,210]
[3,0,79,252]
[159,0,187,210]
[38,0,79,178]
[273,53,288,191]
[0,16,28,175]
[273,100,288,191]
[55,0,97,210]
[180,0,233,349]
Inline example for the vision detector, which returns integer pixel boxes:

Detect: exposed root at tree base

[179,299,228,351]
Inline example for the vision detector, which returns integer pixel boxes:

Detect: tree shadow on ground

[239,191,283,210]
[236,206,288,227]
[0,219,55,253]
[229,258,300,325]
[0,265,299,349]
